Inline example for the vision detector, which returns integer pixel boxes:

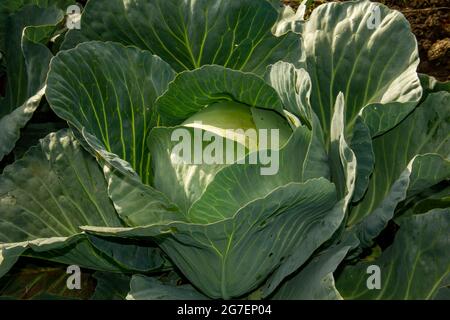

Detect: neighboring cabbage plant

[0,0,448,300]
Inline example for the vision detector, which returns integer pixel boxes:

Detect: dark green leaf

[46,41,176,181]
[337,208,450,300]
[62,0,302,75]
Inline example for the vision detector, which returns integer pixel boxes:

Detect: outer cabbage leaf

[61,0,302,75]
[0,262,96,300]
[264,61,312,124]
[0,130,122,239]
[127,275,207,300]
[349,118,375,202]
[348,92,450,246]
[0,263,131,300]
[0,0,74,54]
[271,1,306,36]
[83,179,339,299]
[46,41,176,182]
[0,5,65,160]
[263,94,358,298]
[398,185,450,218]
[419,74,450,95]
[329,93,357,203]
[77,128,186,228]
[316,93,357,251]
[271,242,353,300]
[91,272,131,300]
[337,208,450,300]
[0,88,45,160]
[303,0,422,139]
[11,121,67,160]
[85,234,168,273]
[0,130,164,276]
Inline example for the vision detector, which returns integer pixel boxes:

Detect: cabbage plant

[0,0,449,300]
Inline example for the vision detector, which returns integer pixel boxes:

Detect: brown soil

[283,0,450,81]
